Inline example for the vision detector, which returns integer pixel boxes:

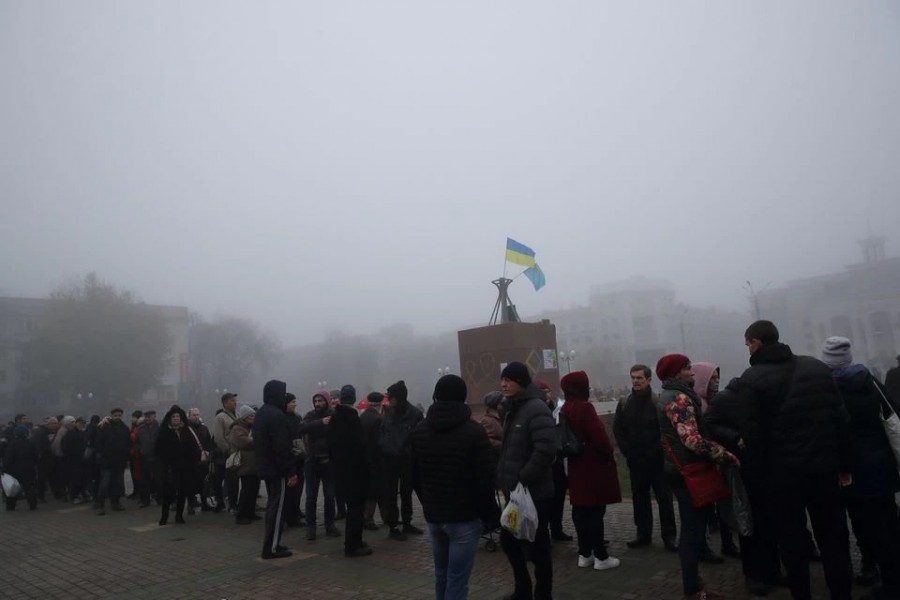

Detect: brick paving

[0,492,857,599]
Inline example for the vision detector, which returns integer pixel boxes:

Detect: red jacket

[560,371,622,507]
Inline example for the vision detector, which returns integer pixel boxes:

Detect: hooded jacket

[252,380,296,480]
[496,384,557,500]
[327,402,369,498]
[300,390,333,463]
[411,400,499,524]
[560,371,621,506]
[154,406,200,469]
[380,392,424,458]
[692,362,719,414]
[3,426,38,484]
[832,364,900,498]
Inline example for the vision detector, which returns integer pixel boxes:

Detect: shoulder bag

[663,436,730,508]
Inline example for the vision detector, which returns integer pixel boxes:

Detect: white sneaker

[577,554,594,568]
[594,556,621,571]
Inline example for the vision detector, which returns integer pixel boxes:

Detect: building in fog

[536,278,749,389]
[0,297,190,415]
[756,236,900,377]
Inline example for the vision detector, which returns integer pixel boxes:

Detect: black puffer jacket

[60,427,87,463]
[360,408,384,498]
[738,342,853,478]
[411,401,498,524]
[833,364,900,499]
[253,380,296,480]
[155,406,200,470]
[300,406,333,464]
[327,403,369,499]
[496,385,557,500]
[380,400,424,458]
[3,429,37,484]
[613,387,662,465]
[95,419,131,469]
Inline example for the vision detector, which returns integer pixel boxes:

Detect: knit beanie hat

[236,404,255,420]
[500,362,532,388]
[533,378,551,392]
[386,380,408,403]
[822,337,852,370]
[483,391,503,410]
[339,384,357,405]
[656,353,691,381]
[433,374,467,403]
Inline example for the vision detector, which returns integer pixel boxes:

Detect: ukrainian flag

[506,238,536,267]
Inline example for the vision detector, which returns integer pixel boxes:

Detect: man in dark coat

[737,320,853,600]
[60,417,87,503]
[411,374,499,599]
[380,380,425,540]
[252,380,298,559]
[885,355,900,409]
[95,408,131,515]
[496,362,557,600]
[360,391,386,530]
[327,384,373,557]
[3,425,38,510]
[301,390,338,540]
[613,364,677,551]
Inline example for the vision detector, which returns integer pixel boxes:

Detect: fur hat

[483,391,503,410]
[500,362,532,388]
[656,354,691,381]
[822,336,852,370]
[433,374,467,403]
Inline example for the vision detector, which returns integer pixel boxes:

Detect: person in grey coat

[496,362,557,600]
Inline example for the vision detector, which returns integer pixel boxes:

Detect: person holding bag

[560,370,622,571]
[656,353,739,600]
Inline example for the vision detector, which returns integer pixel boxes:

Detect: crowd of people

[2,318,900,600]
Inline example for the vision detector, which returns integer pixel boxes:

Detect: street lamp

[75,392,93,401]
[437,366,451,377]
[316,380,328,389]
[744,280,772,320]
[560,350,576,374]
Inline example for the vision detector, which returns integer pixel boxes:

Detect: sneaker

[594,556,621,571]
[388,528,408,541]
[626,537,651,549]
[577,554,594,568]
[261,549,292,560]
[402,523,424,535]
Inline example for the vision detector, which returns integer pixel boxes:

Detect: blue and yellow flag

[523,264,546,291]
[505,238,536,267]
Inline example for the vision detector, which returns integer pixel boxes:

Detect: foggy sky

[2,1,899,345]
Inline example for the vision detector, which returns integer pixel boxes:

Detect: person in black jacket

[823,337,900,598]
[738,320,853,600]
[3,425,38,510]
[380,380,425,541]
[360,392,386,531]
[412,374,499,600]
[282,393,306,528]
[327,384,373,558]
[186,408,214,513]
[95,408,131,515]
[496,362,557,600]
[252,380,298,560]
[155,405,199,526]
[612,364,677,552]
[60,417,87,504]
[301,390,338,541]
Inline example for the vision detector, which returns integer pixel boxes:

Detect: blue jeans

[428,520,483,600]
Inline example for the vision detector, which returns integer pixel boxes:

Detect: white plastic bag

[1,473,22,498]
[225,451,241,471]
[500,483,538,542]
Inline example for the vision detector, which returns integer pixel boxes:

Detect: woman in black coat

[154,406,200,525]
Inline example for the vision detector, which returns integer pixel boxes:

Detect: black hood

[832,364,872,392]
[161,405,188,428]
[263,380,288,410]
[750,342,793,366]
[425,401,471,432]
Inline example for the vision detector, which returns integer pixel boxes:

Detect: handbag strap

[874,379,895,419]
[187,425,203,452]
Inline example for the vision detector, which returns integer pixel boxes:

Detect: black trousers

[284,459,304,524]
[65,456,83,500]
[383,454,414,528]
[500,497,553,600]
[572,505,608,560]
[845,494,900,595]
[344,493,366,552]
[740,474,781,583]
[629,458,677,542]
[549,461,568,535]
[262,477,287,556]
[771,472,851,600]
[160,466,192,520]
[237,475,260,520]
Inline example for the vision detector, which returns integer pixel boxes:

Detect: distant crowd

[3,319,900,600]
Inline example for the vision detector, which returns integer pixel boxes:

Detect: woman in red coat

[560,370,622,571]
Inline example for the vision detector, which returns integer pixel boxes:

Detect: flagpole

[502,239,508,279]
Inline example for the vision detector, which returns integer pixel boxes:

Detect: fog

[2,1,899,345]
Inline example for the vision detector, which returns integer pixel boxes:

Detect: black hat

[366,391,383,406]
[433,375,467,403]
[340,384,356,405]
[144,410,156,416]
[500,362,531,388]
[386,380,408,404]
[131,410,143,418]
